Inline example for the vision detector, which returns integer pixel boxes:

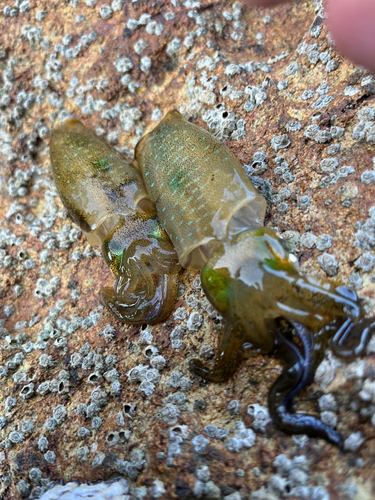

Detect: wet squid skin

[50,118,181,324]
[136,110,375,447]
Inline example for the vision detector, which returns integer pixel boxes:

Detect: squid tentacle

[330,317,375,358]
[189,321,246,383]
[100,257,177,324]
[268,321,343,448]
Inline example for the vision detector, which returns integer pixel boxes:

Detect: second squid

[50,118,180,325]
[136,110,375,447]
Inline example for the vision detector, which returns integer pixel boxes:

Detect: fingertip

[327,0,375,74]
[242,0,287,5]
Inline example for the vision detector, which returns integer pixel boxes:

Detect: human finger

[327,0,375,74]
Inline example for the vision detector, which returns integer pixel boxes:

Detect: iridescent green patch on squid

[201,266,231,313]
[95,157,110,170]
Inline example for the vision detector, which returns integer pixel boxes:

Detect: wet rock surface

[0,0,374,498]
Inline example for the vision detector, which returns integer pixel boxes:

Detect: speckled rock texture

[0,0,375,499]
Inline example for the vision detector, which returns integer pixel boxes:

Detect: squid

[135,110,375,447]
[50,118,180,324]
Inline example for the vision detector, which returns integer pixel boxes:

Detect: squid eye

[288,253,299,271]
[288,254,298,263]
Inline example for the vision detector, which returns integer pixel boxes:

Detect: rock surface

[0,0,375,499]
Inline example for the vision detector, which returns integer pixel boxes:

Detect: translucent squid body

[136,110,375,447]
[50,118,180,324]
